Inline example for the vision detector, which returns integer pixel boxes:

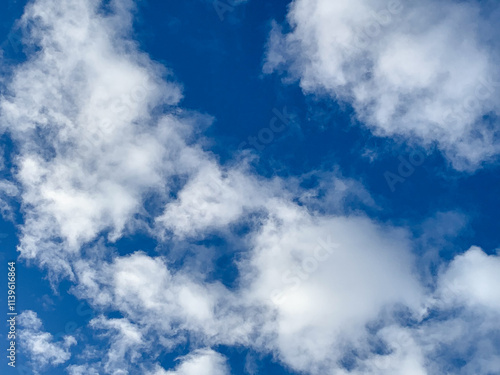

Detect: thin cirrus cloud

[1,0,500,374]
[264,0,500,170]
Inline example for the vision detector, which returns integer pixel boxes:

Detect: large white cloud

[264,0,500,170]
[241,206,424,373]
[0,0,208,277]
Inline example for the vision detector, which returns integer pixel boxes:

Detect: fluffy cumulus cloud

[0,0,209,277]
[156,162,277,238]
[418,247,500,375]
[437,246,500,310]
[2,0,500,374]
[241,209,424,373]
[149,349,230,375]
[264,0,500,170]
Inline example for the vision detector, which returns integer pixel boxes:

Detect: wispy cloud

[18,310,76,373]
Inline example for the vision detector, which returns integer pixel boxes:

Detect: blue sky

[0,0,499,374]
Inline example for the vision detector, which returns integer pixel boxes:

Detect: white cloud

[436,246,500,310]
[90,316,146,374]
[0,179,19,220]
[289,246,500,375]
[73,249,259,350]
[18,310,76,372]
[264,0,500,170]
[416,246,500,375]
[156,162,275,238]
[67,364,100,375]
[239,204,424,373]
[0,0,206,277]
[332,326,428,375]
[149,349,230,375]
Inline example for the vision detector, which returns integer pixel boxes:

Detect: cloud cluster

[69,235,500,374]
[1,0,499,374]
[264,0,500,170]
[0,0,205,277]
